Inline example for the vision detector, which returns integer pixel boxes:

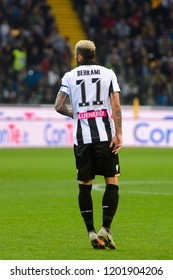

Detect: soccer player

[55,40,122,249]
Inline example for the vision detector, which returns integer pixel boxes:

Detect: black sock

[102,184,119,229]
[78,184,95,232]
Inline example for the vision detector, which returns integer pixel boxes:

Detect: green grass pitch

[0,147,172,260]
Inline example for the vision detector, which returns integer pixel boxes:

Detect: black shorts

[74,141,120,181]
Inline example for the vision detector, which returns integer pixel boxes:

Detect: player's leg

[102,176,119,230]
[94,142,120,249]
[98,176,119,249]
[94,141,120,231]
[78,179,94,233]
[78,179,105,249]
[74,144,105,249]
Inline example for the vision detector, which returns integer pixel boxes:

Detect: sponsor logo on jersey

[78,110,107,120]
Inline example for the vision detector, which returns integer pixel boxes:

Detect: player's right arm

[55,91,73,118]
[108,70,122,154]
[110,91,123,154]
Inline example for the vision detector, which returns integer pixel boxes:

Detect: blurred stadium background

[0,0,173,148]
[0,0,173,260]
[0,0,173,106]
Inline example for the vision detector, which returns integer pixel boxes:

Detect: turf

[0,147,172,260]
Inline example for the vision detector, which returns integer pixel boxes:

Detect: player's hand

[109,135,122,154]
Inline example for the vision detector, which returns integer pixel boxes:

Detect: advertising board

[0,106,172,148]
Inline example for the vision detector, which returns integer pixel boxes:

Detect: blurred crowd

[0,0,72,105]
[73,0,173,106]
[1,0,173,106]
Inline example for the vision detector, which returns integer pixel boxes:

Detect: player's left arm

[110,91,122,154]
[55,91,73,118]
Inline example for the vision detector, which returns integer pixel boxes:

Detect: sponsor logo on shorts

[116,165,119,172]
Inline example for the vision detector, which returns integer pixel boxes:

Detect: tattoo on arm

[116,110,122,128]
[55,92,73,118]
[111,92,122,134]
[112,106,122,135]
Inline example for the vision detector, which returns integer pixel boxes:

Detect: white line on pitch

[120,180,172,185]
[93,182,173,196]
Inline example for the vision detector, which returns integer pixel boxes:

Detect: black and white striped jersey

[59,64,121,145]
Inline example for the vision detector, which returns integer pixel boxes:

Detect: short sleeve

[110,69,121,93]
[59,72,70,95]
